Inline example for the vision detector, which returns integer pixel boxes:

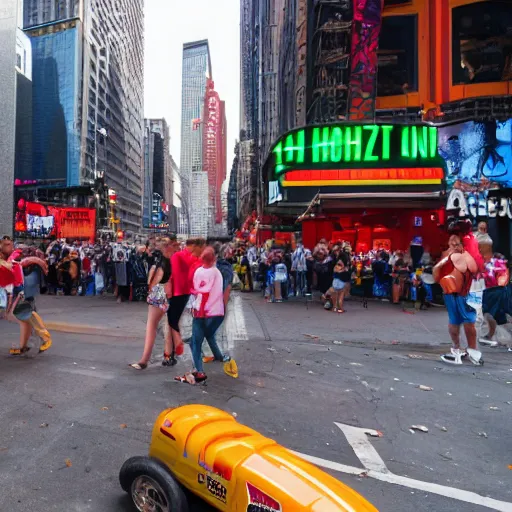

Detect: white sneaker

[467,348,484,366]
[479,338,498,347]
[440,347,463,365]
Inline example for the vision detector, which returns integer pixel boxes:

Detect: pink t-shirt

[192,266,224,317]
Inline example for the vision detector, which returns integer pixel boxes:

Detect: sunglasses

[1,236,13,241]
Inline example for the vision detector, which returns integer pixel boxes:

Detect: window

[377,15,418,96]
[452,1,512,85]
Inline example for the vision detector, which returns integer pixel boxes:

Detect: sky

[143,0,240,168]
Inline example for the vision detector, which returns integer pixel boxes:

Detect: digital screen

[26,214,55,237]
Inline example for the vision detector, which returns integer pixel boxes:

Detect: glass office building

[23,0,144,232]
[179,39,211,236]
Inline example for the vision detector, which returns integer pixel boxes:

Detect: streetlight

[94,126,108,179]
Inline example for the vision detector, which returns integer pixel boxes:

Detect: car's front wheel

[119,456,188,512]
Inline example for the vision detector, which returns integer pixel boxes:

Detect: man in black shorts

[163,238,205,366]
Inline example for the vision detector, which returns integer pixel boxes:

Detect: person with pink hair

[175,246,230,384]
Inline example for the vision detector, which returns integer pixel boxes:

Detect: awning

[297,191,445,221]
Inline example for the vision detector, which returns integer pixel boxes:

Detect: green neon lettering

[312,128,320,163]
[363,125,379,162]
[417,126,428,158]
[401,127,409,158]
[296,129,305,163]
[331,127,342,162]
[284,134,294,162]
[321,127,330,162]
[381,125,393,160]
[411,126,418,158]
[344,126,362,162]
[283,130,306,163]
[429,127,437,158]
[273,141,283,165]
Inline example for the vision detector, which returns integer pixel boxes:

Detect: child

[331,260,347,313]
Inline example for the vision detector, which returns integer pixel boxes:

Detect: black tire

[119,456,189,512]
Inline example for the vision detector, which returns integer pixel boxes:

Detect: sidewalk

[241,293,454,347]
[4,292,457,347]
[27,294,148,338]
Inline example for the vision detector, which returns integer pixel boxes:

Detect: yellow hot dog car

[120,404,378,511]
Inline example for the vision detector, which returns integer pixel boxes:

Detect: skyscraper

[180,39,211,237]
[0,0,19,237]
[203,79,227,236]
[14,27,33,182]
[143,118,173,230]
[23,0,144,233]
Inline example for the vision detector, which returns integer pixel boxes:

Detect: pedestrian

[165,238,205,364]
[0,235,52,355]
[45,240,61,295]
[331,260,346,313]
[372,251,391,299]
[201,242,234,364]
[114,248,131,303]
[434,233,482,365]
[128,239,173,370]
[175,247,230,384]
[291,243,308,296]
[57,249,78,296]
[130,245,150,302]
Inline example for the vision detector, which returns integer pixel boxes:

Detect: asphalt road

[0,294,511,512]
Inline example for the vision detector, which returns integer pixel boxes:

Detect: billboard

[15,201,96,241]
[438,120,512,189]
[266,123,446,203]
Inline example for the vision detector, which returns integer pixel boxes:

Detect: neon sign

[266,124,446,204]
[271,124,440,175]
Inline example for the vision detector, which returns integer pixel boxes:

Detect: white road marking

[57,367,115,379]
[225,294,248,349]
[293,422,512,512]
[334,423,388,473]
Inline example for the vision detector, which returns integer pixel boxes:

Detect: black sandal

[128,362,147,370]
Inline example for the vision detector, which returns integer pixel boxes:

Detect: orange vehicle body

[149,404,378,511]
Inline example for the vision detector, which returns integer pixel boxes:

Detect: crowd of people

[1,218,510,375]
[231,238,440,311]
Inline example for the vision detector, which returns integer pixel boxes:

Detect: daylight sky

[143,0,240,168]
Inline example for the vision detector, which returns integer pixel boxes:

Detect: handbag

[467,277,485,310]
[13,300,34,321]
[0,288,7,310]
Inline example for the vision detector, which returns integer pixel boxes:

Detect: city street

[1,294,511,511]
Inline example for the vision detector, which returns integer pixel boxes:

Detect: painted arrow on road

[293,422,512,512]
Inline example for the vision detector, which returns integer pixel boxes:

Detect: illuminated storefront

[264,123,448,254]
[14,201,96,242]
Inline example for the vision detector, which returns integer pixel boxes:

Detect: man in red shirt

[164,238,205,366]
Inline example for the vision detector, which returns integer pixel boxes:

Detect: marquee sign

[267,124,446,202]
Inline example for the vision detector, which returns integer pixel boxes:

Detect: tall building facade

[143,118,173,229]
[203,79,227,236]
[239,0,512,258]
[0,0,19,237]
[22,0,144,233]
[15,28,33,183]
[179,40,212,237]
